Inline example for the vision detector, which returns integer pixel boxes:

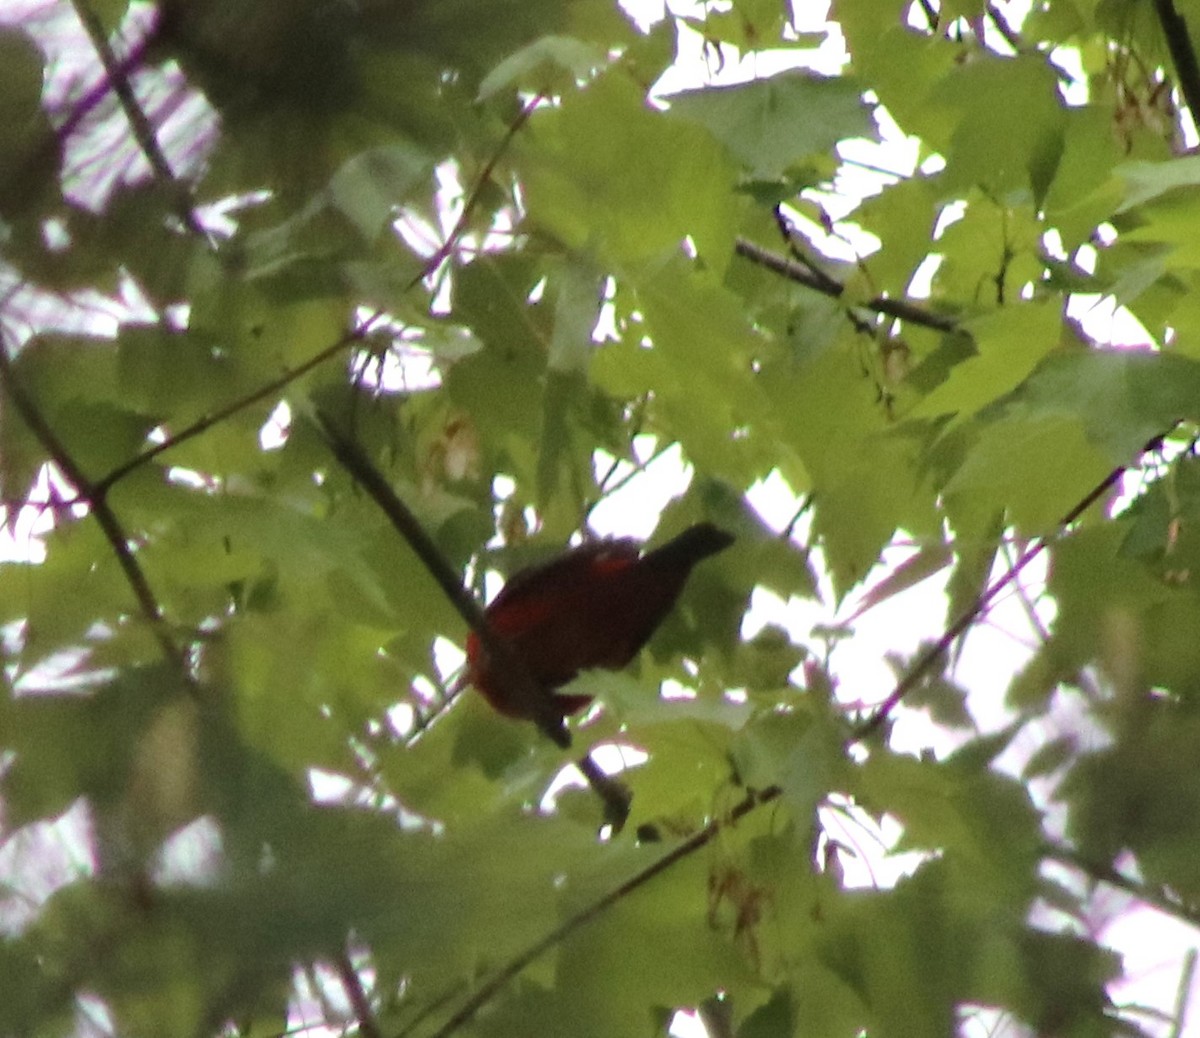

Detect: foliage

[3,0,1200,1036]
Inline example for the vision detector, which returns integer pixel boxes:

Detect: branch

[94,94,544,497]
[1153,0,1200,129]
[424,785,778,1038]
[854,437,1156,739]
[417,92,543,281]
[55,30,155,144]
[1045,843,1200,931]
[769,207,844,298]
[733,237,958,333]
[335,952,383,1038]
[312,410,567,746]
[67,0,206,239]
[93,315,384,495]
[313,413,633,828]
[0,337,185,674]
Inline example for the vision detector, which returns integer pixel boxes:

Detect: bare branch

[0,336,185,674]
[854,436,1157,739]
[425,785,778,1038]
[335,952,383,1038]
[67,0,207,239]
[733,237,958,333]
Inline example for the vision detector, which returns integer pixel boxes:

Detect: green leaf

[519,72,739,269]
[667,72,872,179]
[1117,154,1200,213]
[731,709,842,823]
[553,849,754,1038]
[940,54,1066,200]
[477,35,608,100]
[0,28,60,221]
[912,300,1061,423]
[327,142,435,243]
[943,412,1112,534]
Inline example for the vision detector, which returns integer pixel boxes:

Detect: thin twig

[335,952,383,1038]
[855,439,1148,739]
[0,337,185,674]
[1169,947,1197,1038]
[93,94,544,497]
[425,786,777,1038]
[314,413,637,826]
[584,438,672,526]
[56,30,154,143]
[413,91,544,284]
[734,237,958,333]
[1000,535,1051,643]
[67,0,206,239]
[93,315,384,495]
[1045,844,1200,930]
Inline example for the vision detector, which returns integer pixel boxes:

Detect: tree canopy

[4,0,1200,1035]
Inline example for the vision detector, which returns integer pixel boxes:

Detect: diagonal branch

[733,237,958,333]
[93,94,544,497]
[335,952,383,1038]
[1153,0,1200,130]
[0,337,185,674]
[424,785,777,1038]
[93,315,385,495]
[421,433,1176,1035]
[313,411,569,743]
[853,434,1162,739]
[313,412,633,827]
[1045,843,1200,930]
[67,0,207,239]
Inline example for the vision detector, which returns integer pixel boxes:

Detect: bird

[466,522,734,721]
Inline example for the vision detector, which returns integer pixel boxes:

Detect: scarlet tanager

[466,522,734,720]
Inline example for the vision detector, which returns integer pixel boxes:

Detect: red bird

[466,522,734,721]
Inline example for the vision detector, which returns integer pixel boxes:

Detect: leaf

[0,28,60,221]
[519,72,739,269]
[844,543,952,622]
[477,35,608,100]
[1117,155,1200,213]
[943,412,1112,534]
[1016,348,1200,462]
[912,300,1061,423]
[667,72,872,179]
[327,142,435,243]
[548,261,602,373]
[854,750,1040,907]
[731,709,842,823]
[940,54,1066,200]
[553,849,754,1038]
